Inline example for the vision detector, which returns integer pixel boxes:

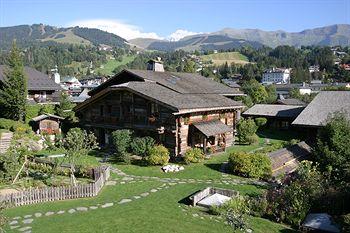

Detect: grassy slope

[41,29,92,45]
[95,55,136,75]
[200,51,250,65]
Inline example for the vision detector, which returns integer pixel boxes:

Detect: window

[100,105,104,116]
[107,105,112,115]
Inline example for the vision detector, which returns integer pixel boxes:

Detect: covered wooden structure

[31,114,64,135]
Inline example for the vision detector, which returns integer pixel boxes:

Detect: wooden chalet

[30,114,64,135]
[74,60,244,157]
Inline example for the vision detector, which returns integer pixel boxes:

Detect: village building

[242,104,305,129]
[74,60,244,156]
[30,114,64,135]
[262,68,291,84]
[0,65,62,103]
[292,91,350,129]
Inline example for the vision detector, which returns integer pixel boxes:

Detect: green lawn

[4,181,293,233]
[2,131,299,232]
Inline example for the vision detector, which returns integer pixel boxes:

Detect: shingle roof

[112,82,243,113]
[0,65,62,91]
[242,104,305,119]
[292,91,350,127]
[276,98,306,106]
[268,141,311,177]
[32,114,64,122]
[89,69,244,96]
[193,120,233,137]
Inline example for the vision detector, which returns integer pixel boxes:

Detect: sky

[0,0,349,41]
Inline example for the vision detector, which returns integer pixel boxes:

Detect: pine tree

[0,41,27,121]
[55,92,76,121]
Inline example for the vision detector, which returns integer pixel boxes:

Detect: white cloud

[68,19,163,40]
[167,29,201,41]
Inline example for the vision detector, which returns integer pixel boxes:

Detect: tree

[313,113,350,180]
[0,201,7,233]
[111,130,132,163]
[183,59,196,73]
[55,92,76,121]
[63,128,98,186]
[0,41,27,121]
[237,118,258,144]
[242,79,268,104]
[264,85,277,104]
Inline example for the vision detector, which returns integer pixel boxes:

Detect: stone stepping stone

[89,206,98,210]
[106,181,117,186]
[68,209,76,214]
[9,220,18,225]
[118,199,132,204]
[120,181,126,184]
[10,225,19,229]
[133,196,141,199]
[76,207,88,211]
[192,214,198,217]
[122,177,134,181]
[101,203,113,208]
[140,192,149,197]
[168,183,176,186]
[150,189,158,193]
[24,231,32,233]
[24,215,32,218]
[34,213,42,218]
[164,186,169,189]
[179,181,186,184]
[23,218,33,224]
[45,212,54,216]
[13,216,21,220]
[18,226,32,232]
[57,210,65,214]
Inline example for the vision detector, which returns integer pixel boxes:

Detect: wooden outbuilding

[31,114,64,135]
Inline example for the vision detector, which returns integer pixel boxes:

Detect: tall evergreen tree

[0,41,27,121]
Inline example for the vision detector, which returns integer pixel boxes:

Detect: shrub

[246,134,259,145]
[130,136,155,157]
[146,145,170,166]
[184,148,205,164]
[248,194,268,217]
[0,118,32,133]
[0,153,20,184]
[209,196,250,231]
[111,130,132,163]
[237,118,258,144]
[341,213,350,233]
[254,117,267,128]
[228,151,272,179]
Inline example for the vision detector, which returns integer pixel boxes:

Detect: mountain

[129,34,264,51]
[131,24,350,51]
[0,24,128,49]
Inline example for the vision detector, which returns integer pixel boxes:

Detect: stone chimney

[147,57,164,72]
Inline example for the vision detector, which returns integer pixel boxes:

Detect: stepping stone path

[68,209,76,214]
[118,199,132,204]
[9,220,18,225]
[18,226,32,232]
[24,215,32,218]
[23,219,33,224]
[106,180,117,186]
[89,206,98,210]
[76,207,88,211]
[101,203,113,208]
[10,225,20,229]
[140,192,149,197]
[34,213,42,217]
[45,212,54,216]
[133,196,141,199]
[150,189,158,192]
[57,210,65,214]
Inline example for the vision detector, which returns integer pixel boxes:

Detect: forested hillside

[0,24,128,50]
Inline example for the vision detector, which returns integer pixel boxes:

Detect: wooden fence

[0,166,110,206]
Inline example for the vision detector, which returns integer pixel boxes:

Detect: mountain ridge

[130,24,350,50]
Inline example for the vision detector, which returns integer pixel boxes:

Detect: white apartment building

[262,68,291,84]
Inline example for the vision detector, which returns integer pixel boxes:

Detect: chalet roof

[111,82,243,114]
[89,69,244,96]
[242,104,305,119]
[193,120,233,137]
[276,98,306,106]
[268,141,312,177]
[31,114,64,122]
[292,91,350,127]
[0,65,61,91]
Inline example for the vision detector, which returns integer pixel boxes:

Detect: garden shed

[31,114,64,134]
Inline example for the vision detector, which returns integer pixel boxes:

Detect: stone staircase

[0,132,13,154]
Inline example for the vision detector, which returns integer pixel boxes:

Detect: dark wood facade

[77,89,241,156]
